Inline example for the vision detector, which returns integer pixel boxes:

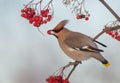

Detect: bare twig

[93,30,105,40]
[65,61,81,78]
[67,63,79,78]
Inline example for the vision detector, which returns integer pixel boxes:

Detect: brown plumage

[47,20,110,67]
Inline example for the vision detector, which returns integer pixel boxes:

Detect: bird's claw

[69,61,81,66]
[63,61,81,70]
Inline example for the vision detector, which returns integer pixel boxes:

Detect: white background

[0,0,120,83]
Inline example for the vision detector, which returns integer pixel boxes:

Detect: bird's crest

[53,20,68,31]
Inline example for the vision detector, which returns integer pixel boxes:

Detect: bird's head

[47,20,68,38]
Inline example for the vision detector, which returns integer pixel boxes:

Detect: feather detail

[53,20,68,31]
[94,40,107,47]
[78,45,104,53]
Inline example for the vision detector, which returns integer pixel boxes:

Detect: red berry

[33,16,39,21]
[76,14,82,19]
[63,78,69,83]
[116,36,120,41]
[33,22,40,27]
[40,10,45,14]
[47,30,52,34]
[39,16,43,21]
[21,9,25,13]
[21,13,25,17]
[115,31,118,36]
[107,31,112,35]
[45,9,49,13]
[29,18,34,24]
[45,9,49,15]
[111,34,115,38]
[106,31,110,34]
[43,20,47,24]
[40,10,46,16]
[26,8,31,12]
[33,22,37,26]
[55,76,62,81]
[27,14,32,18]
[31,11,36,15]
[43,13,48,17]
[47,15,52,21]
[24,9,28,13]
[85,16,89,21]
[21,14,28,18]
[40,9,49,17]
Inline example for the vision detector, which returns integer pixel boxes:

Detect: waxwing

[47,20,110,67]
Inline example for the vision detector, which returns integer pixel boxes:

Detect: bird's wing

[79,45,103,52]
[94,40,107,47]
[64,32,103,53]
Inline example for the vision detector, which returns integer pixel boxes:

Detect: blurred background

[0,0,120,83]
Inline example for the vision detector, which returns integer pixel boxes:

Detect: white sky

[0,0,120,83]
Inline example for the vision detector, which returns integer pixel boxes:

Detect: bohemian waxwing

[47,20,110,67]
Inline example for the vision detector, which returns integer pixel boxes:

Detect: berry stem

[37,28,45,36]
[24,0,34,8]
[36,0,43,5]
[43,0,53,10]
[93,29,105,40]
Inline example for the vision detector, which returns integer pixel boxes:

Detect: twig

[66,61,81,79]
[94,25,120,40]
[93,30,105,40]
[43,0,53,9]
[67,63,79,78]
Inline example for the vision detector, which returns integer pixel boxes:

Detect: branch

[94,25,120,40]
[63,61,81,79]
[67,63,79,78]
[99,0,120,22]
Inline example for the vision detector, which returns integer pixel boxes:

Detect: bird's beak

[47,30,55,35]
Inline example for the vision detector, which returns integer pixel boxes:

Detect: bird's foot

[69,61,81,66]
[63,61,81,71]
[61,61,81,79]
[67,61,81,78]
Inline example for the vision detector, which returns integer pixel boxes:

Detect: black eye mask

[52,27,64,33]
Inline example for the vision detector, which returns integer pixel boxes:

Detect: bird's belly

[62,47,91,61]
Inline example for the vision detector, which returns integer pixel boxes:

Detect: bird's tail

[101,59,110,67]
[92,55,110,67]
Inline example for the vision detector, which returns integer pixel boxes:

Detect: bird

[47,20,110,67]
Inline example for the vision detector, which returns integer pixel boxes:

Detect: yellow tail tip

[103,62,111,67]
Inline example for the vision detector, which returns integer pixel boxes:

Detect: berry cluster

[105,21,120,41]
[46,75,69,83]
[46,66,70,83]
[76,13,90,21]
[63,0,90,20]
[21,0,53,28]
[106,30,120,41]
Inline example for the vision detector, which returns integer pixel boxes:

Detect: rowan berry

[85,16,89,21]
[76,14,82,19]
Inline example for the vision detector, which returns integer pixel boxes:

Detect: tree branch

[99,0,120,22]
